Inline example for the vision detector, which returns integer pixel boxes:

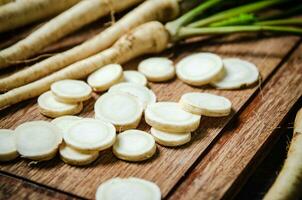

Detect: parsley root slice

[51,79,92,103]
[179,92,232,116]
[95,92,143,131]
[96,177,161,200]
[123,70,148,86]
[38,91,83,118]
[212,58,259,89]
[138,57,175,82]
[51,115,82,136]
[59,142,99,166]
[145,102,201,133]
[87,64,123,92]
[15,121,62,161]
[150,127,191,147]
[113,130,156,162]
[176,52,224,86]
[0,129,18,161]
[63,118,116,151]
[109,82,156,109]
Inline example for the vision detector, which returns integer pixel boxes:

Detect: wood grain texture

[0,32,299,199]
[0,173,78,200]
[170,42,302,200]
[235,115,295,200]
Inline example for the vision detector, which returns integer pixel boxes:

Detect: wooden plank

[234,118,293,200]
[170,42,302,200]
[0,173,79,200]
[0,34,299,199]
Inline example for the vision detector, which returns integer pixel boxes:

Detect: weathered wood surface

[0,16,301,200]
[0,173,78,200]
[170,42,302,200]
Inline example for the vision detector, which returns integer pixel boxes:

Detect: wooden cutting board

[0,18,301,200]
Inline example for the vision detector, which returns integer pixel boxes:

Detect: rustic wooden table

[0,19,301,200]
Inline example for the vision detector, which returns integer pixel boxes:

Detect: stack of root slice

[51,79,92,103]
[62,118,116,165]
[175,53,260,89]
[52,116,100,165]
[150,128,191,147]
[96,177,161,200]
[144,102,200,147]
[38,79,92,118]
[144,92,232,147]
[145,102,201,133]
[179,92,232,117]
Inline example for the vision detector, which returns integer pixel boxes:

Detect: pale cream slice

[96,177,161,200]
[113,130,156,162]
[51,79,92,103]
[138,57,175,82]
[176,52,223,86]
[145,102,201,133]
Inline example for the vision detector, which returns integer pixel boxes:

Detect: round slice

[138,57,175,82]
[0,129,18,161]
[150,128,191,147]
[51,115,82,137]
[113,130,156,162]
[124,70,148,86]
[176,52,223,86]
[64,118,116,151]
[109,82,156,109]
[212,58,260,89]
[15,121,62,160]
[87,64,123,92]
[51,79,92,103]
[179,92,232,116]
[145,102,201,133]
[38,91,83,118]
[95,92,143,131]
[96,177,161,200]
[59,143,99,166]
